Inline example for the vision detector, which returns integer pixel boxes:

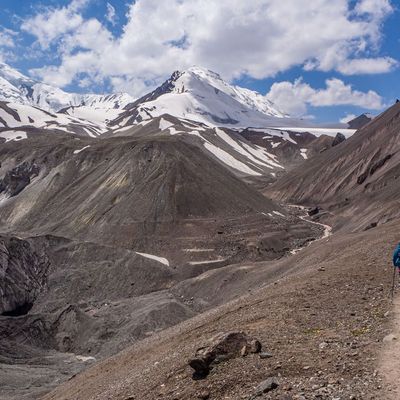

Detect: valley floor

[43,219,398,400]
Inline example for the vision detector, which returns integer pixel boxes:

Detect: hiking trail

[379,295,400,399]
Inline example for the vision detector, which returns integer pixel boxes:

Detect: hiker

[393,243,400,272]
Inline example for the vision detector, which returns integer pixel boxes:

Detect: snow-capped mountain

[59,93,135,126]
[111,67,301,129]
[186,67,288,117]
[0,63,134,114]
[0,62,356,146]
[0,101,105,137]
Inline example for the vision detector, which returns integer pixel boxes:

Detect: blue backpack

[393,243,400,267]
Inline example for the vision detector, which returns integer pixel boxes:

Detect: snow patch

[277,127,356,138]
[168,127,182,135]
[214,128,282,169]
[189,258,226,265]
[114,125,134,133]
[73,145,91,154]
[0,130,27,142]
[76,355,96,362]
[135,252,170,266]
[300,148,308,159]
[183,248,214,252]
[159,118,174,131]
[204,142,262,176]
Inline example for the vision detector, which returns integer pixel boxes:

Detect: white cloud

[266,78,384,116]
[340,113,357,123]
[0,28,17,62]
[337,57,398,75]
[354,0,393,20]
[106,3,117,25]
[21,0,89,49]
[0,29,16,48]
[21,0,396,97]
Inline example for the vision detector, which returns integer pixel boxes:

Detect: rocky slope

[268,101,400,231]
[0,128,321,399]
[0,62,394,400]
[41,215,397,400]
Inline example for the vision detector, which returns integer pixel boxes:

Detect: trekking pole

[391,266,397,301]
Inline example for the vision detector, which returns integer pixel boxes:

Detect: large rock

[0,161,40,197]
[251,377,279,398]
[188,331,261,379]
[0,236,49,316]
[308,206,320,216]
[332,132,346,147]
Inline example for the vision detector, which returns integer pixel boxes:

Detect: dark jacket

[393,243,400,267]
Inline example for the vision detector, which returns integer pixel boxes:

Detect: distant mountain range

[0,62,359,134]
[0,62,363,180]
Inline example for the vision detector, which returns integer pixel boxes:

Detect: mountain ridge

[0,62,134,113]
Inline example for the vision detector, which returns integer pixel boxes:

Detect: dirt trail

[379,292,400,399]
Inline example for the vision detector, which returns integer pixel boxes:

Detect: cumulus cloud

[21,0,396,98]
[337,57,398,75]
[266,78,384,116]
[21,0,89,48]
[354,0,393,20]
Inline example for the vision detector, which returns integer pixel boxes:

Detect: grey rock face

[0,161,39,197]
[332,132,346,147]
[0,236,49,315]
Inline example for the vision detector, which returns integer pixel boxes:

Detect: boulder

[188,331,262,379]
[332,132,346,147]
[308,206,320,216]
[251,377,279,398]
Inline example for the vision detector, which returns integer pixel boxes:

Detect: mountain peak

[0,61,134,114]
[0,62,30,83]
[186,65,223,79]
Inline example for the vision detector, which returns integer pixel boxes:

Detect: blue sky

[0,0,398,123]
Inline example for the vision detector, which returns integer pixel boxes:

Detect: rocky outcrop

[0,161,40,197]
[188,331,261,379]
[331,132,346,147]
[308,206,320,216]
[0,236,49,315]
